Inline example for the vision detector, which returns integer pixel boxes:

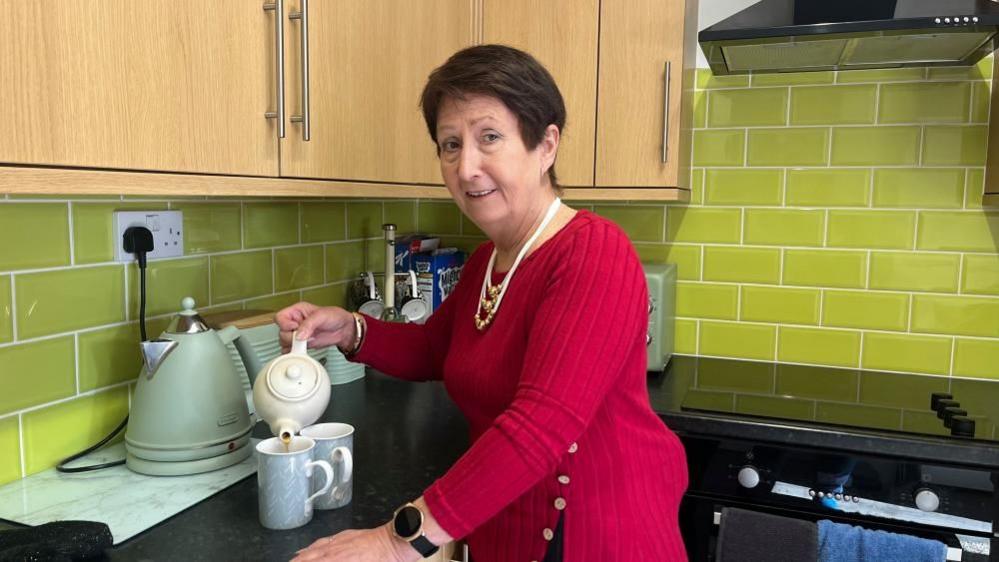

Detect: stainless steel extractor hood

[699,0,999,75]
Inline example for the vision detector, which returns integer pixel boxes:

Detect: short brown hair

[420,44,567,189]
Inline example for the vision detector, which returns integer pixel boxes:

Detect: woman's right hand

[275,302,356,353]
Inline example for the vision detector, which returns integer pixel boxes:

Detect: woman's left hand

[290,524,416,562]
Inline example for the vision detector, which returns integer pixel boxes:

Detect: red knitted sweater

[354,210,688,561]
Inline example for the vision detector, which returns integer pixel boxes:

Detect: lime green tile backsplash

[0,59,997,484]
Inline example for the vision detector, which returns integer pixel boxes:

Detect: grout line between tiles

[9,273,17,343]
[865,250,872,289]
[956,253,965,295]
[73,333,80,395]
[818,289,825,326]
[911,211,920,250]
[18,414,25,479]
[907,294,914,332]
[917,125,925,166]
[868,167,875,207]
[948,337,957,377]
[742,128,749,166]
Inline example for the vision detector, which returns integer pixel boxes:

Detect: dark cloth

[716,507,818,562]
[542,514,565,562]
[0,521,113,561]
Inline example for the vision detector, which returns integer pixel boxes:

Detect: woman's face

[435,94,557,237]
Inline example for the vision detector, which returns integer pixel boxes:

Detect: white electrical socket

[114,210,184,262]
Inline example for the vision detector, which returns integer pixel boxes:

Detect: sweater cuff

[349,313,381,364]
[424,481,473,541]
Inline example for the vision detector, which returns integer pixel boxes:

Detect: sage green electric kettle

[125,297,254,476]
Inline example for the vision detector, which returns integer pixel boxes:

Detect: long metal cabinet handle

[661,61,671,163]
[289,0,311,141]
[263,0,286,139]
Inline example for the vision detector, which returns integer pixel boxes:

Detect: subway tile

[666,208,742,243]
[815,402,901,431]
[684,389,734,411]
[912,295,999,338]
[702,247,780,284]
[775,363,859,402]
[837,67,925,83]
[708,88,788,127]
[747,128,828,166]
[962,255,999,295]
[948,380,999,437]
[174,203,241,254]
[744,209,825,247]
[785,169,870,207]
[741,286,820,325]
[692,91,706,129]
[302,202,346,243]
[633,244,701,281]
[901,410,951,437]
[0,204,70,271]
[346,202,383,239]
[675,318,697,355]
[16,265,124,339]
[862,332,952,375]
[78,323,142,391]
[752,71,834,86]
[696,358,775,393]
[244,203,299,248]
[676,282,738,320]
[418,202,461,235]
[0,276,10,343]
[869,252,960,293]
[365,239,386,274]
[275,246,325,291]
[922,126,988,166]
[460,215,485,238]
[0,337,75,415]
[210,251,272,303]
[822,290,909,331]
[302,283,349,309]
[0,417,19,485]
[778,326,861,368]
[965,169,985,209]
[22,387,129,475]
[127,257,210,318]
[699,321,776,361]
[790,85,876,125]
[245,292,301,313]
[872,169,965,209]
[830,127,920,166]
[916,211,999,252]
[826,210,915,249]
[704,169,783,206]
[927,56,993,80]
[953,339,999,379]
[971,82,990,123]
[385,201,418,234]
[326,241,366,282]
[594,206,664,242]
[692,130,745,167]
[783,250,867,288]
[73,202,168,264]
[878,82,971,124]
[735,394,814,422]
[696,70,749,89]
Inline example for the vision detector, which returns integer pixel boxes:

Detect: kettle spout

[141,338,179,378]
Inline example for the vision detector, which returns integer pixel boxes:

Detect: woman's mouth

[466,189,496,199]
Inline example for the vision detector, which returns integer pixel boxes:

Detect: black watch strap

[409,534,439,557]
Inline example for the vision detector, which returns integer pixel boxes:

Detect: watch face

[393,505,422,539]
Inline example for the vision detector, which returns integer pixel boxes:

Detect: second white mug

[301,422,354,510]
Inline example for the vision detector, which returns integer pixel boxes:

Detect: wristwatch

[391,503,440,557]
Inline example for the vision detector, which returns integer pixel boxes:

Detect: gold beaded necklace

[475,197,562,331]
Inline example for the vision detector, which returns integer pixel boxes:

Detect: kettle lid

[166,297,210,334]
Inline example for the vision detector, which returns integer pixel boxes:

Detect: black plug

[123,226,154,268]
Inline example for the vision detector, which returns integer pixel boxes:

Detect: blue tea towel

[818,520,947,562]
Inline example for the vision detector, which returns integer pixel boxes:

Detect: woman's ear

[539,124,560,177]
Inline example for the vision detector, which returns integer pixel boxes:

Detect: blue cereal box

[413,248,465,314]
[394,235,439,273]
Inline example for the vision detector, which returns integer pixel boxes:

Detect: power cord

[57,226,154,473]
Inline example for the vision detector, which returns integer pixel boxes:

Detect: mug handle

[330,446,353,499]
[304,460,334,508]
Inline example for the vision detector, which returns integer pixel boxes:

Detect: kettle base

[125,443,252,476]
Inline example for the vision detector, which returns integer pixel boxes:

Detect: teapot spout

[141,339,179,378]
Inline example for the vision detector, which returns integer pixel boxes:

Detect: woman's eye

[483,133,500,143]
[441,140,460,152]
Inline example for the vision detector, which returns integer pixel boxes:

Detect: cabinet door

[481,0,599,187]
[280,1,474,184]
[595,0,697,188]
[0,1,278,176]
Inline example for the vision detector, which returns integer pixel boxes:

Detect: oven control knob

[914,489,940,512]
[737,466,761,489]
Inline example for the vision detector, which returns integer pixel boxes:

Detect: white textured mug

[301,423,354,510]
[256,436,333,530]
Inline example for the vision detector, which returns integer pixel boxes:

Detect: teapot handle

[291,330,308,355]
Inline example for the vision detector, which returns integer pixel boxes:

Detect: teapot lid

[166,297,209,334]
[264,355,324,401]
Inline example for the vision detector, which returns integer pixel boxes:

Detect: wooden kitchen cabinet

[985,55,999,207]
[279,0,475,184]
[595,0,698,189]
[0,0,279,177]
[481,0,599,188]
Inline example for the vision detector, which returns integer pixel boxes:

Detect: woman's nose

[456,147,481,182]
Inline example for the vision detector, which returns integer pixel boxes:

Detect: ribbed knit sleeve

[423,221,649,539]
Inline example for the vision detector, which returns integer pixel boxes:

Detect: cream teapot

[250,332,331,441]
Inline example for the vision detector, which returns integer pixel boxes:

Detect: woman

[282,45,688,562]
